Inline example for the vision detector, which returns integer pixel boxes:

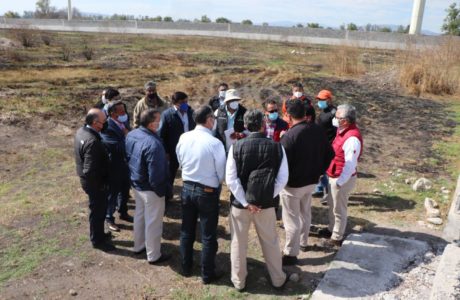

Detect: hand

[247,204,261,214]
[230,132,237,140]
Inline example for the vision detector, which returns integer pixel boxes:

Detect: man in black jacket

[74,108,115,252]
[313,90,337,198]
[208,82,228,111]
[226,109,289,291]
[280,100,334,265]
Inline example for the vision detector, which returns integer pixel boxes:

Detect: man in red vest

[319,104,363,247]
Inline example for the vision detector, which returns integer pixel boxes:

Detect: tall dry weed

[397,38,460,96]
[327,45,364,76]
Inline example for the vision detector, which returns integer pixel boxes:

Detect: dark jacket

[232,132,283,209]
[158,107,196,162]
[125,127,169,197]
[208,95,223,111]
[281,121,334,187]
[101,118,129,184]
[316,105,337,143]
[215,105,247,150]
[74,126,110,190]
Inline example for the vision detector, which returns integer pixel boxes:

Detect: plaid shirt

[265,121,276,140]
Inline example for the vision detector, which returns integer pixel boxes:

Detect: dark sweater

[280,121,334,187]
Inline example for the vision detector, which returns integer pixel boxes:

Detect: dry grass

[397,38,460,96]
[327,44,365,76]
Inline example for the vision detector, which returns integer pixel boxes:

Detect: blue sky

[1,0,453,33]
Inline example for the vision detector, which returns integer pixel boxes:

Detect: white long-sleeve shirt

[176,125,226,188]
[226,144,289,207]
[336,136,361,186]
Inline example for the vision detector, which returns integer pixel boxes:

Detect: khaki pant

[133,190,165,262]
[280,184,316,256]
[229,206,286,290]
[325,176,357,241]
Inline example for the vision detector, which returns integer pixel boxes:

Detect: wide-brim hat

[224,89,242,103]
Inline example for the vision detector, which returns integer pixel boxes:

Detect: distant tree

[215,17,231,23]
[347,23,358,31]
[35,0,57,18]
[176,18,191,22]
[4,11,21,18]
[163,16,173,22]
[201,15,211,23]
[262,22,269,26]
[23,11,34,18]
[307,23,321,28]
[296,23,304,28]
[379,27,392,32]
[442,2,460,35]
[396,25,409,33]
[152,15,162,22]
[241,19,253,25]
[340,24,346,30]
[110,14,134,20]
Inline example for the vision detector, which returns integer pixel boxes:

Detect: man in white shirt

[226,109,289,291]
[176,105,226,284]
[320,104,363,247]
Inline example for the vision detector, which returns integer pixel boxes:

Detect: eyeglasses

[267,110,278,113]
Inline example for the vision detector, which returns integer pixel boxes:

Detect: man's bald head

[86,108,107,132]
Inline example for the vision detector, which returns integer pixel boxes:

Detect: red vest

[327,124,363,178]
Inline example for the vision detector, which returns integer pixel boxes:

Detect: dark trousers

[166,157,179,200]
[180,182,219,281]
[106,176,130,222]
[83,186,108,245]
[117,176,131,215]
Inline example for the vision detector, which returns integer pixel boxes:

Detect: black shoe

[300,245,308,252]
[93,242,116,252]
[272,274,289,290]
[104,232,112,241]
[282,255,298,266]
[202,270,225,285]
[119,213,133,223]
[107,221,120,232]
[321,238,343,248]
[148,253,172,265]
[181,268,192,277]
[312,191,324,198]
[317,228,332,238]
[133,247,146,255]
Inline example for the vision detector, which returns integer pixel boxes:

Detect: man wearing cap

[208,82,229,111]
[133,81,168,128]
[214,89,248,152]
[320,104,363,247]
[312,90,337,199]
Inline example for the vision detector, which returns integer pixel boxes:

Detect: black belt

[183,181,217,193]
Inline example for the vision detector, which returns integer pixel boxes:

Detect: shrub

[41,34,52,46]
[327,45,364,76]
[60,44,72,61]
[81,44,94,60]
[10,27,36,47]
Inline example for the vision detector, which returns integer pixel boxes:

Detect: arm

[82,141,102,184]
[213,140,227,184]
[132,102,141,128]
[158,111,170,154]
[273,146,289,197]
[336,137,361,186]
[146,142,167,192]
[225,145,249,207]
[175,135,184,168]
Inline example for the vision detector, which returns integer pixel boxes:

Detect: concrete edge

[442,174,460,242]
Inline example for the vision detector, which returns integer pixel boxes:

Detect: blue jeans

[315,173,329,193]
[180,181,220,281]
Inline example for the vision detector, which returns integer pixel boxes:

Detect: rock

[289,273,299,282]
[405,178,412,185]
[426,208,441,218]
[424,252,435,261]
[442,189,450,194]
[353,225,364,232]
[373,188,383,194]
[427,217,443,225]
[412,178,432,192]
[69,289,78,296]
[424,197,439,209]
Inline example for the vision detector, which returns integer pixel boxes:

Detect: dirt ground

[0,31,458,299]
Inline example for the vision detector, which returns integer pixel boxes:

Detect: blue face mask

[118,114,128,123]
[268,112,279,121]
[179,103,189,112]
[317,101,328,110]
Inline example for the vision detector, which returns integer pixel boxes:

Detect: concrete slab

[311,233,429,300]
[429,244,460,300]
[442,175,460,242]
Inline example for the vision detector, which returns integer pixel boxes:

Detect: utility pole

[68,0,72,21]
[409,0,426,35]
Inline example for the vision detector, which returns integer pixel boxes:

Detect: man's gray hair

[244,109,264,132]
[337,104,357,124]
[144,81,156,90]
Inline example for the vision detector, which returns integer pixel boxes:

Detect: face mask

[118,114,128,123]
[332,117,340,128]
[219,91,226,99]
[268,112,279,121]
[317,100,328,110]
[228,101,239,110]
[293,92,303,98]
[101,96,108,104]
[179,103,189,112]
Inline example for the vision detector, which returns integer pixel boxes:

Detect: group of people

[74,80,363,291]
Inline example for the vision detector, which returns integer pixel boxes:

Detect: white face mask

[228,101,239,110]
[332,117,340,128]
[219,91,226,99]
[101,95,108,104]
[293,92,303,98]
